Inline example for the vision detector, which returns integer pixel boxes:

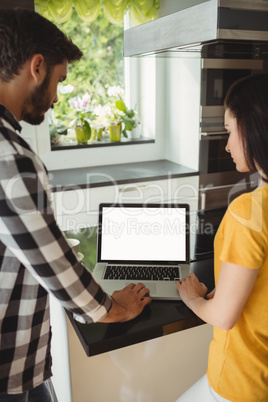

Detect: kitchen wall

[164,55,201,171]
[153,0,206,171]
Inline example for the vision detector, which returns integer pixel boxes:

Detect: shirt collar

[0,104,22,132]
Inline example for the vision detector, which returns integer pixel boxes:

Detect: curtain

[35,0,160,24]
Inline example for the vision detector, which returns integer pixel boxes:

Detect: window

[38,6,152,150]
[48,8,126,147]
[27,2,159,170]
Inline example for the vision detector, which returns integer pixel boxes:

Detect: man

[0,9,151,401]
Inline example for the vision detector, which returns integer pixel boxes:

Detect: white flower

[81,93,91,109]
[107,86,124,98]
[94,104,111,117]
[69,93,92,112]
[58,84,74,94]
[68,96,77,109]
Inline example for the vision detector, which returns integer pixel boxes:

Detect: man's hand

[100,283,151,323]
[176,273,207,309]
[207,288,215,299]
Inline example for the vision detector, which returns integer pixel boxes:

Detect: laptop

[93,203,190,300]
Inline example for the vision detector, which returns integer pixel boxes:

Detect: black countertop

[66,258,214,357]
[65,224,216,357]
[49,159,198,191]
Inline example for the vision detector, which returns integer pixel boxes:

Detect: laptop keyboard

[104,265,181,281]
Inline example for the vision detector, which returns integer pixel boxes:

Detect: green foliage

[49,123,68,137]
[49,8,124,124]
[115,99,138,136]
[115,99,127,112]
[69,111,94,129]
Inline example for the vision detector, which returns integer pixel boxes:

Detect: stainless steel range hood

[124,0,268,57]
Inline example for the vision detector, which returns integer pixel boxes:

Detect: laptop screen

[97,203,190,265]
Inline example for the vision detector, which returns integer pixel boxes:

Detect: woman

[176,74,268,402]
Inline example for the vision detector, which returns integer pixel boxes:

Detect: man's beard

[21,71,53,125]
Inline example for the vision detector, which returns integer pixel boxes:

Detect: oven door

[199,134,234,174]
[200,58,264,135]
[198,135,259,210]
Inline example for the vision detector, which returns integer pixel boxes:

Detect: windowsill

[51,136,154,151]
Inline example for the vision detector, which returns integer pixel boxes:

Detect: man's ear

[30,54,46,83]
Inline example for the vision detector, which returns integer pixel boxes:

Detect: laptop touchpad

[126,282,156,295]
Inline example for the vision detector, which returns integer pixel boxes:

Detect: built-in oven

[198,42,266,210]
[200,42,268,136]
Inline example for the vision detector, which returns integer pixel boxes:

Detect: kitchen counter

[49,159,198,191]
[65,225,215,357]
[54,160,219,359]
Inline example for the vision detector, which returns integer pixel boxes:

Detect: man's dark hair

[0,8,83,82]
[225,74,268,182]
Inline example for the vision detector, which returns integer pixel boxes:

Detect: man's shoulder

[0,116,33,158]
[0,117,19,158]
[0,118,47,178]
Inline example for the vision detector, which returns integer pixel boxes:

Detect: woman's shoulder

[229,186,267,210]
[227,186,268,232]
[228,191,254,215]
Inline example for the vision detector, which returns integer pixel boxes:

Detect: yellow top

[207,185,268,402]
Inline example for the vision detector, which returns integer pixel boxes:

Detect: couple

[0,9,267,402]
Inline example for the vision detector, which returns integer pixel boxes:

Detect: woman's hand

[176,273,208,309]
[176,263,258,330]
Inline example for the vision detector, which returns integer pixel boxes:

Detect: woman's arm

[176,262,258,330]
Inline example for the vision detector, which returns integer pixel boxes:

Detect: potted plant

[68,93,94,144]
[115,99,140,138]
[71,113,92,144]
[89,104,110,142]
[49,123,68,144]
[106,103,124,142]
[108,121,122,142]
[107,99,141,141]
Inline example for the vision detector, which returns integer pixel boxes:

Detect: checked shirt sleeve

[0,152,112,323]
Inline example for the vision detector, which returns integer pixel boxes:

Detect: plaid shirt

[0,105,112,394]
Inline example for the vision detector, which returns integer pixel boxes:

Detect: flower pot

[50,132,63,145]
[75,125,91,144]
[91,126,104,141]
[108,123,121,142]
[128,123,142,139]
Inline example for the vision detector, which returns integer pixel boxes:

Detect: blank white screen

[100,206,187,262]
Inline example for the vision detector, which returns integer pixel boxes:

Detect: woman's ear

[30,54,46,83]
